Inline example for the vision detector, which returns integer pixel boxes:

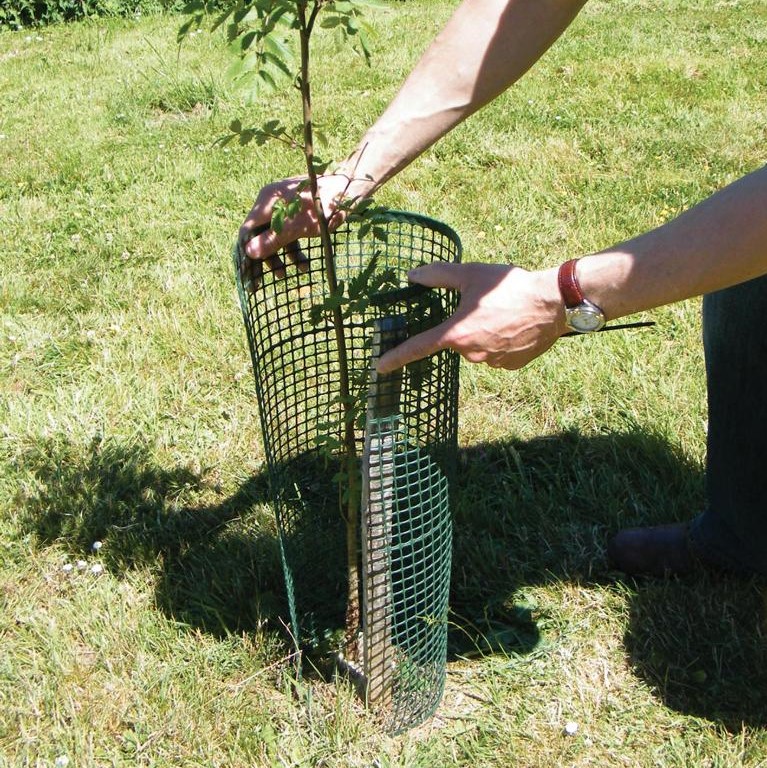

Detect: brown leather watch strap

[558,258,584,308]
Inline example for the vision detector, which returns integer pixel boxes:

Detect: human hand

[237,174,352,290]
[376,262,567,373]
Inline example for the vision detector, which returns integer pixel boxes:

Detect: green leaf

[262,33,294,71]
[214,132,238,148]
[309,305,326,326]
[239,29,257,51]
[232,1,252,26]
[311,157,331,175]
[271,203,286,234]
[346,254,379,302]
[209,5,236,33]
[257,68,278,91]
[179,0,206,13]
[177,17,198,43]
[323,290,347,312]
[225,55,248,83]
[285,196,303,218]
[357,27,372,64]
[312,125,328,148]
[262,118,284,135]
[371,225,388,243]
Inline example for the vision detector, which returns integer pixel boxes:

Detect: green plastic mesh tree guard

[233,212,461,733]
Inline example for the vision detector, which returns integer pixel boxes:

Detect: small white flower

[77,560,88,570]
[55,756,69,767]
[91,541,102,552]
[564,721,579,736]
[62,563,74,573]
[91,563,104,575]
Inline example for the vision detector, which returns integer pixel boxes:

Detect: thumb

[376,319,454,374]
[408,261,466,290]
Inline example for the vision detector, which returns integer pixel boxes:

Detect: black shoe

[607,523,702,577]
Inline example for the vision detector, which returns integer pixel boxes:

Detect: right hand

[376,262,566,373]
[238,174,352,290]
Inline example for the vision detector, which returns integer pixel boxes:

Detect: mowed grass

[1,0,767,765]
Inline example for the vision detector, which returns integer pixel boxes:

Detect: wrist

[571,251,636,322]
[334,138,389,201]
[558,258,607,333]
[536,266,570,337]
[336,121,415,200]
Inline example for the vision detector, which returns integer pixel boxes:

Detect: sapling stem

[297,1,361,662]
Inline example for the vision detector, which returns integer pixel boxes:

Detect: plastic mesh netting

[233,212,461,732]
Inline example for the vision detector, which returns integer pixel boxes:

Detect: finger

[407,261,466,290]
[326,205,348,233]
[283,240,310,274]
[241,256,263,294]
[243,225,285,261]
[265,253,287,280]
[238,218,269,249]
[376,322,454,374]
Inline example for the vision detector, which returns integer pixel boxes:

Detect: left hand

[376,262,567,373]
[237,174,352,291]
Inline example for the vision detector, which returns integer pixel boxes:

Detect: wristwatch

[558,258,606,333]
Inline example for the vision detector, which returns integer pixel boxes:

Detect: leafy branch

[181,0,390,664]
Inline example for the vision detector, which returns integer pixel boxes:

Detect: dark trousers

[689,275,767,575]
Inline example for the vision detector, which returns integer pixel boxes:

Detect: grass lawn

[1,0,767,764]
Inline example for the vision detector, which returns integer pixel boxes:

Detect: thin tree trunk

[298,2,361,663]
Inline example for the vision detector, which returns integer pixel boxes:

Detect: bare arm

[337,0,588,197]
[243,0,588,259]
[376,164,767,373]
[578,165,767,320]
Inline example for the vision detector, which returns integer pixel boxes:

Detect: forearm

[338,0,587,195]
[575,165,767,321]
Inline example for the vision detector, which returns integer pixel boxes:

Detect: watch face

[566,305,606,333]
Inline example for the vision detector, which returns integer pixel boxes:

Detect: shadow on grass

[17,427,766,727]
[18,434,286,636]
[623,577,767,729]
[447,428,704,660]
[450,430,767,729]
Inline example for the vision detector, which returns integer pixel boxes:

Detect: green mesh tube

[233,212,461,733]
